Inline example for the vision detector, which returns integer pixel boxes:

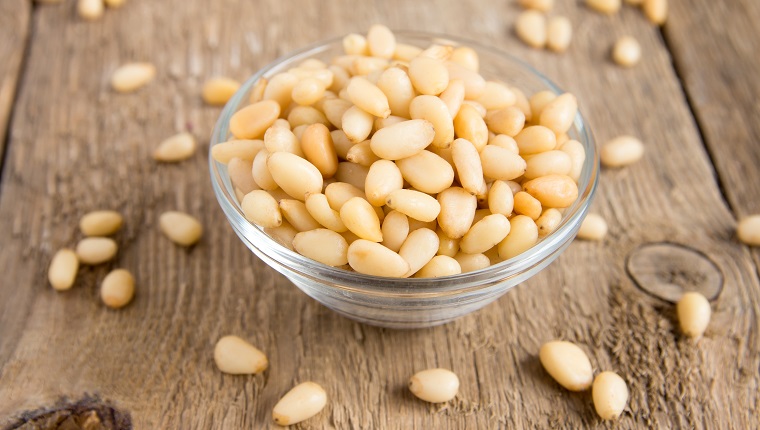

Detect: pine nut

[370,119,435,160]
[291,77,326,106]
[48,249,79,291]
[365,160,403,206]
[367,24,396,59]
[346,141,380,167]
[212,139,264,163]
[487,180,515,216]
[100,268,135,309]
[267,152,323,200]
[340,197,382,242]
[343,33,369,55]
[547,16,573,53]
[510,86,533,121]
[80,210,123,237]
[76,237,118,264]
[409,95,455,148]
[536,208,563,237]
[454,103,489,151]
[612,36,642,68]
[325,182,365,211]
[376,67,415,118]
[249,77,268,103]
[347,77,391,118]
[522,174,578,208]
[347,239,410,277]
[559,139,586,182]
[586,0,621,15]
[294,229,349,266]
[159,211,202,246]
[323,98,352,129]
[153,132,196,162]
[386,189,441,223]
[398,228,439,277]
[252,149,278,191]
[515,125,557,155]
[419,44,453,61]
[476,82,515,111]
[449,46,479,72]
[305,192,347,232]
[518,0,554,11]
[408,57,449,96]
[242,190,282,228]
[592,372,628,420]
[437,187,477,239]
[288,106,329,128]
[643,0,667,25]
[485,107,526,137]
[374,115,406,131]
[738,215,760,246]
[393,43,423,62]
[104,0,126,7]
[214,335,269,375]
[540,93,577,135]
[272,382,327,425]
[539,340,594,391]
[335,162,370,191]
[489,134,520,154]
[230,100,281,139]
[111,62,156,93]
[498,215,538,259]
[202,77,241,106]
[342,105,374,143]
[445,61,486,100]
[436,228,460,257]
[280,199,322,232]
[460,214,511,254]
[577,213,607,241]
[381,210,410,252]
[414,255,461,278]
[529,91,556,120]
[677,292,711,338]
[301,123,339,178]
[524,150,572,179]
[78,0,104,20]
[516,10,547,49]
[263,72,298,110]
[600,135,644,167]
[440,79,466,118]
[396,150,454,194]
[514,191,543,220]
[480,145,527,181]
[264,221,298,251]
[453,252,490,273]
[409,368,459,403]
[452,138,485,195]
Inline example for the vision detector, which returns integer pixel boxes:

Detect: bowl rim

[209,30,599,297]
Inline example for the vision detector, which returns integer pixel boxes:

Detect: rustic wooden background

[1,0,758,428]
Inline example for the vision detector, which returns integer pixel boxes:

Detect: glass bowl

[209,31,599,329]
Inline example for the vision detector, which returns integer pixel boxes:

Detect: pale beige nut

[370,119,435,160]
[522,175,578,208]
[79,210,123,237]
[340,197,383,242]
[153,132,196,162]
[592,371,628,420]
[111,62,156,93]
[365,160,404,207]
[267,152,323,201]
[343,33,368,55]
[242,190,282,228]
[612,36,641,68]
[76,237,118,265]
[449,46,479,72]
[536,208,562,237]
[347,77,391,118]
[385,189,441,223]
[367,24,396,59]
[437,187,477,239]
[272,382,327,426]
[498,215,538,260]
[104,0,126,7]
[445,61,486,100]
[524,150,572,180]
[453,252,490,273]
[547,16,572,53]
[409,368,460,403]
[229,100,281,140]
[211,139,264,163]
[460,214,511,254]
[293,229,349,267]
[540,93,577,135]
[676,292,711,338]
[539,340,594,391]
[100,268,135,309]
[202,77,241,106]
[515,10,547,49]
[586,0,621,14]
[398,228,439,277]
[347,239,409,277]
[577,213,608,241]
[600,135,644,167]
[518,0,554,11]
[414,255,462,278]
[78,0,104,20]
[737,215,760,246]
[408,57,449,96]
[214,335,269,375]
[643,0,667,25]
[48,249,79,291]
[159,211,203,246]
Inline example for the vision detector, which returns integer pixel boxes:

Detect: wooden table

[1,0,758,428]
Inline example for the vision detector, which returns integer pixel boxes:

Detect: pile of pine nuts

[214,25,588,278]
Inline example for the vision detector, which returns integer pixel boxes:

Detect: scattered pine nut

[738,215,760,246]
[111,62,156,93]
[539,340,594,391]
[100,268,135,309]
[577,213,608,241]
[153,132,197,162]
[408,368,460,403]
[104,0,126,7]
[79,210,123,237]
[77,0,104,20]
[612,36,642,68]
[547,16,573,53]
[600,135,644,167]
[272,382,327,426]
[586,0,622,15]
[159,211,203,246]
[518,0,554,12]
[48,249,79,291]
[515,10,547,49]
[214,335,269,375]
[592,371,628,420]
[76,237,118,265]
[643,0,667,25]
[676,292,711,338]
[202,77,241,106]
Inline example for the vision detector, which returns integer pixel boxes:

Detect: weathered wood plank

[0,0,757,428]
[0,0,31,160]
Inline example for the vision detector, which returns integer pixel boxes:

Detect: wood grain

[0,0,758,428]
[0,0,31,160]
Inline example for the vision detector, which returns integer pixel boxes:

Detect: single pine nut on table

[592,371,629,420]
[79,210,123,237]
[676,292,711,338]
[214,335,269,375]
[100,268,135,309]
[612,36,642,68]
[539,340,594,391]
[48,249,79,291]
[409,368,460,403]
[272,382,328,426]
[212,26,593,279]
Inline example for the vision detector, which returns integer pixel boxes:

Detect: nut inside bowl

[209,31,599,329]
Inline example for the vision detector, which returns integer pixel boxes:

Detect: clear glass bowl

[209,31,599,329]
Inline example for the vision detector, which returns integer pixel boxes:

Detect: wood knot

[4,395,131,430]
[625,242,723,303]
